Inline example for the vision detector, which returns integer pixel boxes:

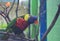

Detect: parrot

[2,14,38,40]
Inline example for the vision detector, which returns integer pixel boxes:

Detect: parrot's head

[24,14,38,24]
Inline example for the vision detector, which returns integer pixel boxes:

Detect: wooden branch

[0,4,5,10]
[0,31,34,41]
[15,0,19,18]
[0,11,9,24]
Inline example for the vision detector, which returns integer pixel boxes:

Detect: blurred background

[0,0,60,41]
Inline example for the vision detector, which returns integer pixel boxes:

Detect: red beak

[34,20,38,24]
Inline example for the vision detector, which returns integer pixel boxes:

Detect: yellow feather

[24,14,30,21]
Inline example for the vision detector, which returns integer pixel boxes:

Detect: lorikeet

[2,14,38,40]
[11,14,38,35]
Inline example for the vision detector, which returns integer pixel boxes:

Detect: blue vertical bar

[39,0,47,41]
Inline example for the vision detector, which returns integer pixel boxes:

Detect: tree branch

[15,0,19,18]
[0,31,34,41]
[0,11,9,24]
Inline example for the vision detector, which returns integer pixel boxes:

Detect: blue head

[27,16,38,24]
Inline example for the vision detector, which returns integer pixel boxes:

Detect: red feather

[16,18,28,31]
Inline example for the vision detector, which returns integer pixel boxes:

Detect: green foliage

[0,23,7,30]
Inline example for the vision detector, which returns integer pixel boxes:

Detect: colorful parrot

[2,14,38,40]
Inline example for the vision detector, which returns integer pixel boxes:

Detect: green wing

[6,18,16,32]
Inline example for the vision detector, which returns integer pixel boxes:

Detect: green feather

[6,18,16,32]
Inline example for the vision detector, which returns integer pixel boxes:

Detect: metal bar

[39,0,47,41]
